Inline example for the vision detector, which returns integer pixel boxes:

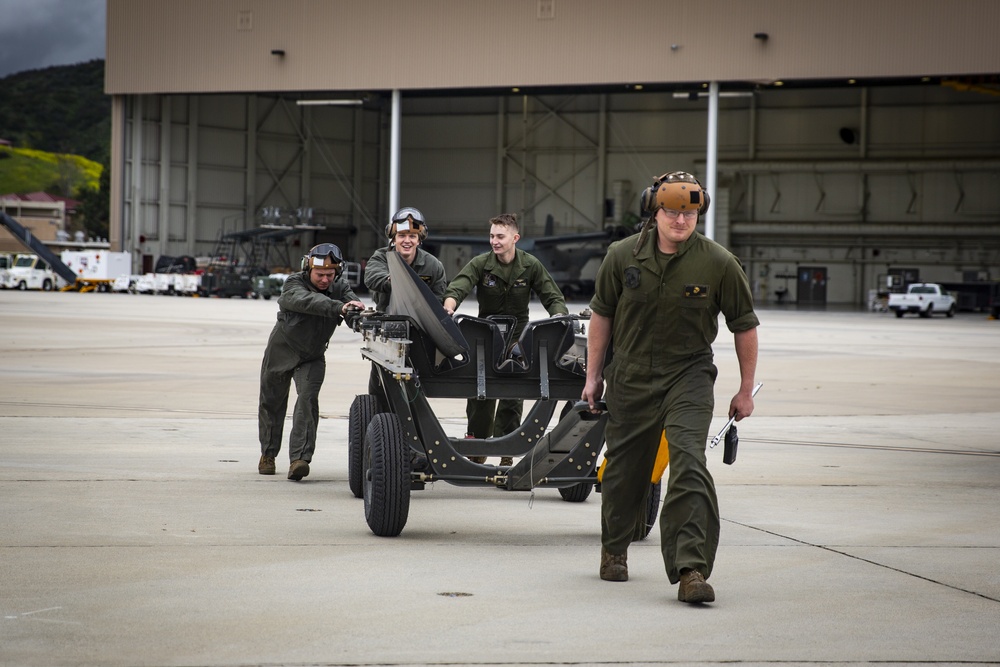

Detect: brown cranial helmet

[301,243,344,274]
[385,207,428,241]
[639,171,711,216]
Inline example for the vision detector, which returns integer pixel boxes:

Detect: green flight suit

[444,248,569,437]
[590,230,759,583]
[258,271,359,463]
[364,245,448,397]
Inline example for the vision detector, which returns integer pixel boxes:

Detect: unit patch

[483,273,498,287]
[684,284,709,298]
[624,266,641,289]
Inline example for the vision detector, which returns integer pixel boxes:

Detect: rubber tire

[559,481,594,502]
[42,279,53,291]
[639,481,662,540]
[17,281,27,291]
[556,400,596,502]
[946,304,956,318]
[363,413,411,537]
[347,394,378,499]
[920,304,932,318]
[894,310,904,318]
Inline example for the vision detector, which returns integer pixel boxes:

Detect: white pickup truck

[887,283,956,318]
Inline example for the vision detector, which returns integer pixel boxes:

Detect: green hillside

[0,60,110,236]
[0,146,101,197]
[0,59,110,164]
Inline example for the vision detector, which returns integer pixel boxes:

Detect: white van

[0,254,66,291]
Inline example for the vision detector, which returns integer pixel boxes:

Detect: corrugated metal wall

[107,0,1000,95]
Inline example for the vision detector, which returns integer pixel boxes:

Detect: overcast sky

[0,0,106,78]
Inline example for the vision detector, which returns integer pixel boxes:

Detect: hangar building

[104,0,1000,306]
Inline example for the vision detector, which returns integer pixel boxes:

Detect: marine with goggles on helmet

[363,207,448,406]
[582,171,759,604]
[257,243,365,481]
[364,207,447,313]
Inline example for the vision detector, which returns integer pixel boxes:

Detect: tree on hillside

[76,158,110,240]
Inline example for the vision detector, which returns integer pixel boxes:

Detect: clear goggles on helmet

[392,207,424,226]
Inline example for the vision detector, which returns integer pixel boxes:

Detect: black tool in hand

[723,424,738,465]
[709,382,762,465]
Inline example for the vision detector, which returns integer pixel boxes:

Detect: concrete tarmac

[1,289,999,667]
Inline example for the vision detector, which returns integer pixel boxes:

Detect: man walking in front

[582,171,759,603]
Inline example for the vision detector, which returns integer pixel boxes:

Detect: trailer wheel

[348,394,378,499]
[557,400,597,502]
[638,481,662,540]
[363,413,411,537]
[559,481,594,502]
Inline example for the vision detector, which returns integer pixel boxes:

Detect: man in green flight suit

[364,207,447,313]
[364,207,448,401]
[582,172,759,604]
[443,213,568,463]
[258,243,365,481]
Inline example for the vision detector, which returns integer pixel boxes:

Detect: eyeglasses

[660,209,698,221]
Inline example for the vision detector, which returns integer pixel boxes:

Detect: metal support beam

[185,96,198,257]
[705,81,719,240]
[389,89,401,218]
[245,94,257,224]
[159,95,171,259]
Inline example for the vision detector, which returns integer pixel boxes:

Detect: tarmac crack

[726,519,1000,604]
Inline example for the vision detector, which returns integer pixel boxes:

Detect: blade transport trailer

[346,252,648,538]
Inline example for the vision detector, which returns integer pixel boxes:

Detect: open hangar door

[115,80,1000,305]
[117,92,387,275]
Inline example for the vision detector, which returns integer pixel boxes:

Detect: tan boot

[499,457,514,466]
[468,456,487,464]
[288,459,310,481]
[258,455,276,475]
[600,548,628,582]
[678,568,715,603]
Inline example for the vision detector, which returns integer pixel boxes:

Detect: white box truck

[60,250,132,284]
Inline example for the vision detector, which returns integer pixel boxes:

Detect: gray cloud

[0,0,106,78]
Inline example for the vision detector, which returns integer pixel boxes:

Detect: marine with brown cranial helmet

[385,206,429,242]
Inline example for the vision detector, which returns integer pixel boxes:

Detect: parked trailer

[60,250,131,292]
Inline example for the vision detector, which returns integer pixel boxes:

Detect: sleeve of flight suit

[719,254,760,333]
[589,238,627,319]
[363,248,390,295]
[277,273,345,324]
[443,253,486,308]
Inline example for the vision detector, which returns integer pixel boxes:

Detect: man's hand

[443,297,457,316]
[341,300,365,314]
[582,378,605,414]
[728,388,755,422]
